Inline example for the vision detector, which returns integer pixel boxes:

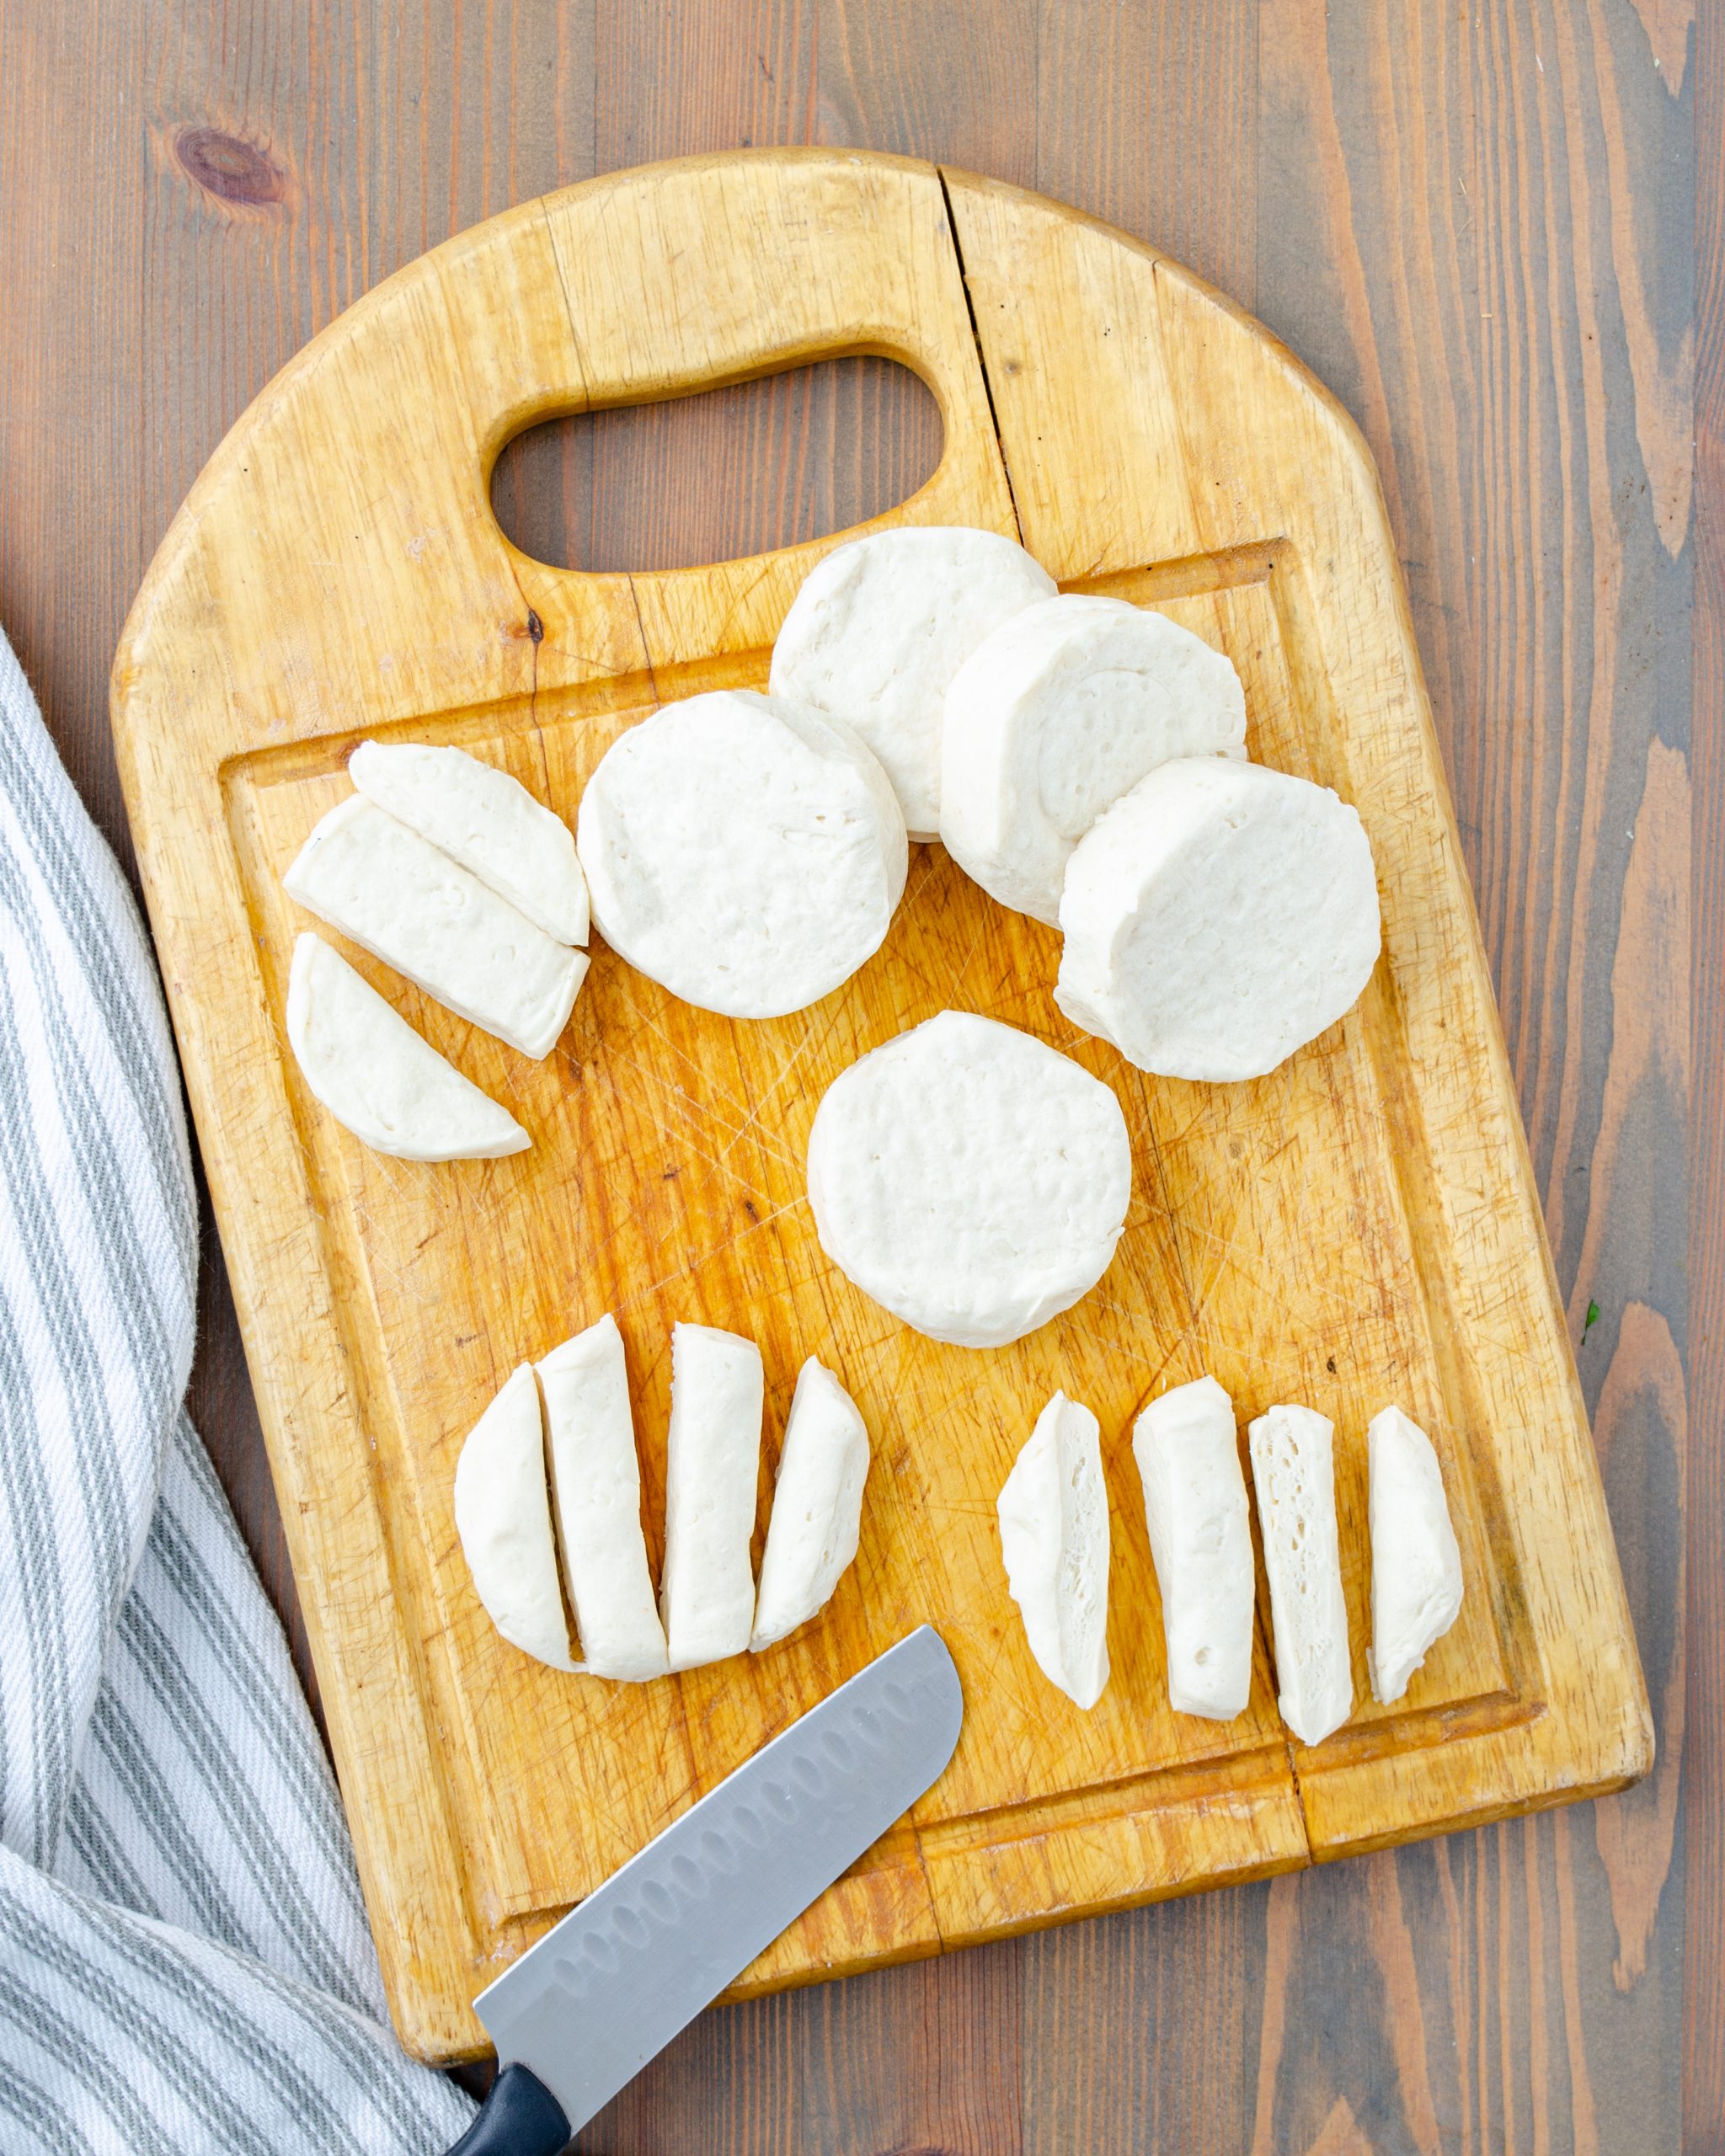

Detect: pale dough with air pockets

[769,526,1056,841]
[750,1358,871,1652]
[940,594,1247,926]
[284,795,588,1059]
[1367,1403,1464,1705]
[349,738,589,947]
[659,1323,765,1671]
[806,1010,1132,1350]
[537,1315,668,1683]
[1055,757,1381,1081]
[996,1391,1111,1710]
[286,933,529,1161]
[453,1364,579,1673]
[576,690,908,1021]
[1133,1374,1256,1721]
[1247,1402,1353,1746]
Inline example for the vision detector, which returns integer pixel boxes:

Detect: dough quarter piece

[1247,1403,1353,1745]
[284,795,588,1058]
[576,690,908,1020]
[750,1359,871,1651]
[806,1010,1132,1349]
[1133,1374,1254,1721]
[350,739,589,945]
[660,1324,764,1671]
[1055,758,1381,1081]
[769,526,1056,840]
[996,1391,1110,1710]
[942,595,1247,925]
[453,1364,578,1672]
[1367,1404,1464,1704]
[538,1315,668,1682]
[286,933,529,1161]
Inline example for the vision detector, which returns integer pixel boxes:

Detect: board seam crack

[936,167,1028,546]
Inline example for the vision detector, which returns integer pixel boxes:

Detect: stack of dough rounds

[941,594,1247,925]
[578,690,908,1020]
[1055,758,1381,1081]
[806,1010,1131,1349]
[769,526,1055,841]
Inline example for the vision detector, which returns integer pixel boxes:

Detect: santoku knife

[446,1625,964,2153]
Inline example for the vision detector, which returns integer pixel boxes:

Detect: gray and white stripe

[0,631,472,2153]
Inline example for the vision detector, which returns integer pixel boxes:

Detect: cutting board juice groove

[114,151,1649,2061]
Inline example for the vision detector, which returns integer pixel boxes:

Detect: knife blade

[446,1625,963,2154]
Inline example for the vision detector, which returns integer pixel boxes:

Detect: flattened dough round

[769,527,1056,841]
[806,1011,1132,1348]
[1056,759,1381,1081]
[940,594,1247,925]
[286,933,529,1161]
[577,690,908,1020]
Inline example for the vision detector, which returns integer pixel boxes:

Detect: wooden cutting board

[109,149,1651,2065]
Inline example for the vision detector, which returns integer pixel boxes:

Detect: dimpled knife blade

[473,1626,964,2134]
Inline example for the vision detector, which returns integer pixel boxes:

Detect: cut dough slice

[660,1324,764,1671]
[1056,758,1381,1081]
[769,526,1056,840]
[350,739,589,946]
[286,933,529,1161]
[285,796,587,1058]
[996,1391,1110,1710]
[806,1010,1131,1349]
[1368,1404,1464,1704]
[1133,1375,1254,1721]
[1247,1403,1353,1746]
[942,595,1247,925]
[453,1364,577,1671]
[538,1315,668,1682]
[576,690,908,1020]
[750,1359,871,1651]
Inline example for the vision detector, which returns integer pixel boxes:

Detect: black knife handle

[445,2061,572,2155]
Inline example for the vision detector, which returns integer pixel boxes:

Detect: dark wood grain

[1687,4,1721,2149]
[0,2,1701,2148]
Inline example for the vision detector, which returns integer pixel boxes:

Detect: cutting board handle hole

[489,356,943,574]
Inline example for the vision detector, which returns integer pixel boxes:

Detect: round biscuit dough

[1055,758,1381,1081]
[940,594,1247,925]
[769,527,1056,841]
[576,689,908,1019]
[806,1010,1132,1348]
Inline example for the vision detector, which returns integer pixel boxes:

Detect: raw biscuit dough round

[1055,758,1381,1081]
[768,526,1056,841]
[940,594,1247,925]
[805,1010,1132,1348]
[576,689,908,1019]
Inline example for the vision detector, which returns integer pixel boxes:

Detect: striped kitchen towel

[0,628,474,2153]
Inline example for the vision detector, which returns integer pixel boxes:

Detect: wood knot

[174,127,284,207]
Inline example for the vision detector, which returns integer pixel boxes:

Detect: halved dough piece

[769,526,1056,840]
[577,691,908,1019]
[806,1011,1131,1349]
[453,1365,577,1671]
[750,1359,870,1651]
[942,595,1247,926]
[1368,1404,1463,1704]
[285,797,587,1058]
[286,934,529,1161]
[1133,1375,1254,1721]
[350,739,589,946]
[1247,1404,1352,1746]
[538,1315,668,1682]
[996,1392,1110,1710]
[660,1324,764,1671]
[1056,759,1381,1081]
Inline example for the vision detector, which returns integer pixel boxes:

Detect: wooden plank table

[2,4,1711,2148]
